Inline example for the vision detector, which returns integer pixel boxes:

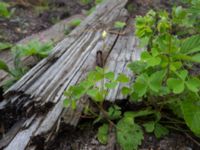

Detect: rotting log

[0,0,143,149]
[0,14,86,87]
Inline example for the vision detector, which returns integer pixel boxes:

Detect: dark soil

[0,0,92,43]
[44,118,199,150]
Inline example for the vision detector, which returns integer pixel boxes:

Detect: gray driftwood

[0,0,143,149]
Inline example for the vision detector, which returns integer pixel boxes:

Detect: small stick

[185,132,200,147]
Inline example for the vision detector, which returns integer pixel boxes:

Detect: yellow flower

[102,30,107,39]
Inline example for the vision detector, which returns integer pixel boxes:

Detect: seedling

[114,21,126,29]
[0,40,53,90]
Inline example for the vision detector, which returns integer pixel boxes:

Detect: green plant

[0,59,27,90]
[64,66,130,109]
[0,42,12,51]
[130,6,200,138]
[63,2,200,150]
[80,0,93,5]
[86,7,96,16]
[0,2,11,18]
[12,40,53,60]
[95,0,103,5]
[114,21,126,29]
[0,40,53,90]
[68,19,82,28]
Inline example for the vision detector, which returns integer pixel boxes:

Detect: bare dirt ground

[0,0,91,43]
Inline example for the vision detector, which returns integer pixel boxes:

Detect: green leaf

[126,109,155,119]
[154,123,169,138]
[0,42,12,51]
[79,80,94,90]
[12,40,53,59]
[180,35,200,54]
[97,124,109,144]
[172,6,187,24]
[121,87,131,96]
[186,78,200,92]
[141,51,161,67]
[71,85,86,100]
[149,70,166,92]
[191,53,200,63]
[148,57,161,67]
[170,61,182,71]
[63,99,70,107]
[95,0,103,4]
[0,2,11,18]
[181,99,200,136]
[69,19,82,27]
[178,70,188,80]
[141,51,151,60]
[117,73,130,83]
[143,121,155,133]
[108,105,121,120]
[104,72,115,81]
[167,99,183,118]
[128,61,147,74]
[114,21,126,29]
[117,116,144,150]
[87,70,104,82]
[87,88,104,102]
[71,100,77,110]
[133,74,148,97]
[134,82,148,97]
[0,59,10,73]
[105,82,117,89]
[167,78,185,94]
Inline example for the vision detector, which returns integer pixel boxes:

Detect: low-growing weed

[0,40,53,90]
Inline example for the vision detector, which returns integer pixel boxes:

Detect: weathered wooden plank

[0,120,24,149]
[4,118,42,150]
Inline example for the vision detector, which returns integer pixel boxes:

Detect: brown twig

[185,132,200,147]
